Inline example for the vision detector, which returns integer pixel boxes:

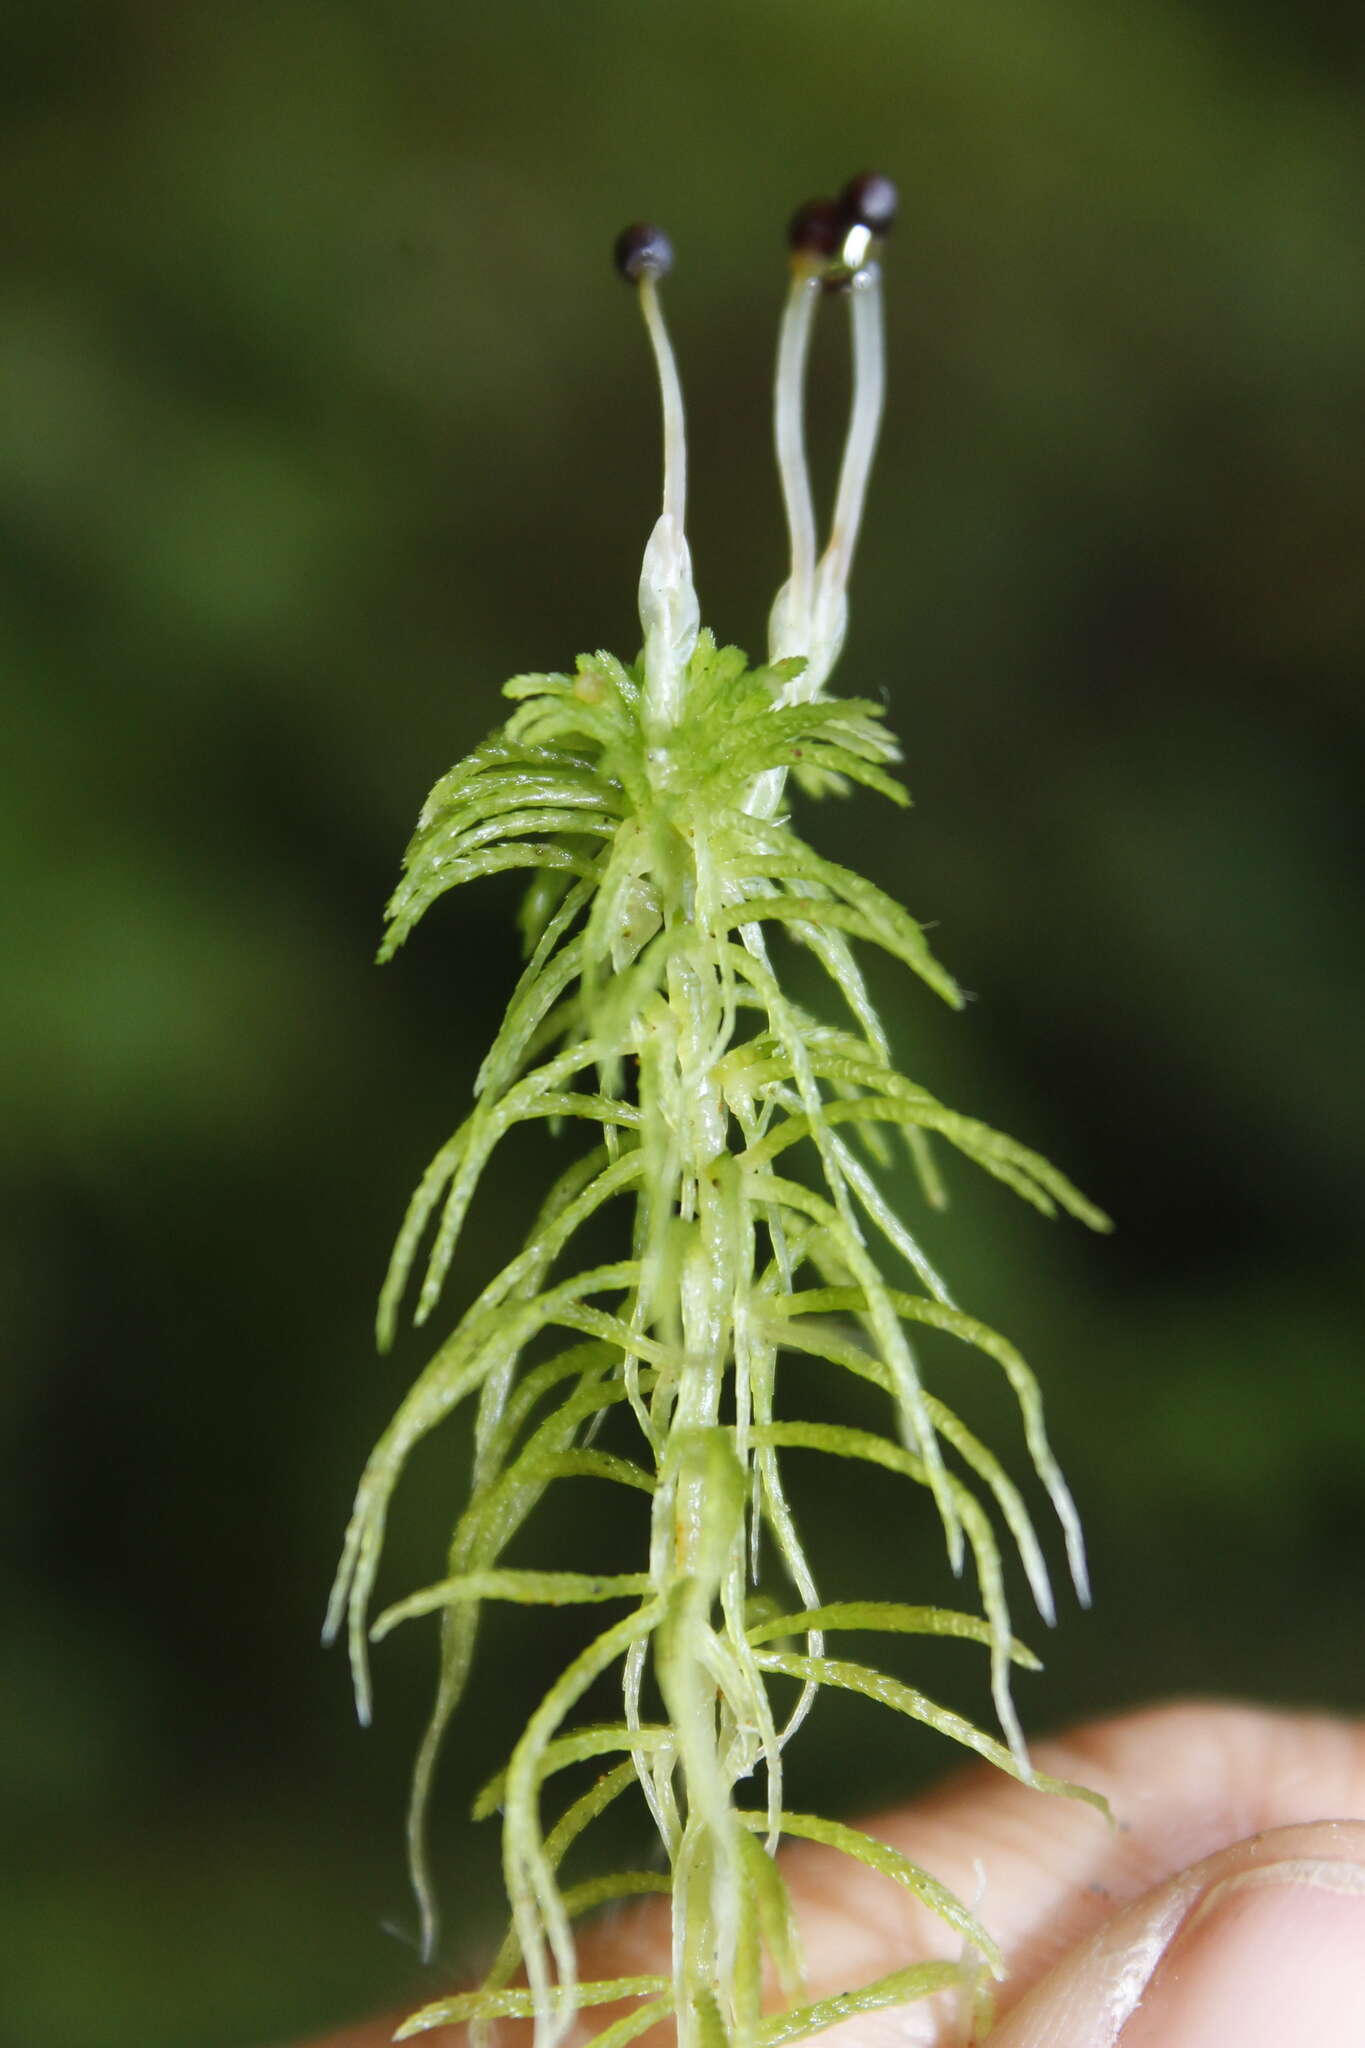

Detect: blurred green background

[3,2,1362,2042]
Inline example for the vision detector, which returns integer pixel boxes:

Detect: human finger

[988,1817,1365,2047]
[298,1699,1365,2046]
[774,1697,1365,2038]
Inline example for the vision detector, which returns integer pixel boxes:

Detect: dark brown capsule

[787,197,842,260]
[837,171,898,237]
[613,221,674,283]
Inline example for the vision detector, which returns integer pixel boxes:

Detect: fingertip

[989,1821,1365,2048]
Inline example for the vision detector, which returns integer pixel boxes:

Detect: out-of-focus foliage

[1,3,1361,2045]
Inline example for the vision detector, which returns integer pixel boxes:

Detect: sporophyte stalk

[326,171,1112,2047]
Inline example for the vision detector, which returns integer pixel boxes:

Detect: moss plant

[327,175,1111,2047]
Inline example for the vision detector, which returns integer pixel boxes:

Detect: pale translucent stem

[822,268,886,603]
[751,261,886,829]
[767,271,822,667]
[806,265,885,696]
[652,1421,749,2047]
[630,881,761,2043]
[639,275,687,540]
[636,275,699,730]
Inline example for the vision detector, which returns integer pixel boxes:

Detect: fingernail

[1119,1857,1365,2047]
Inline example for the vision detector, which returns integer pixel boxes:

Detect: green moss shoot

[327,174,1110,2048]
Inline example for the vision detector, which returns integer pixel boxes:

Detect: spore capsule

[613,221,674,282]
[787,197,842,260]
[838,171,898,237]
